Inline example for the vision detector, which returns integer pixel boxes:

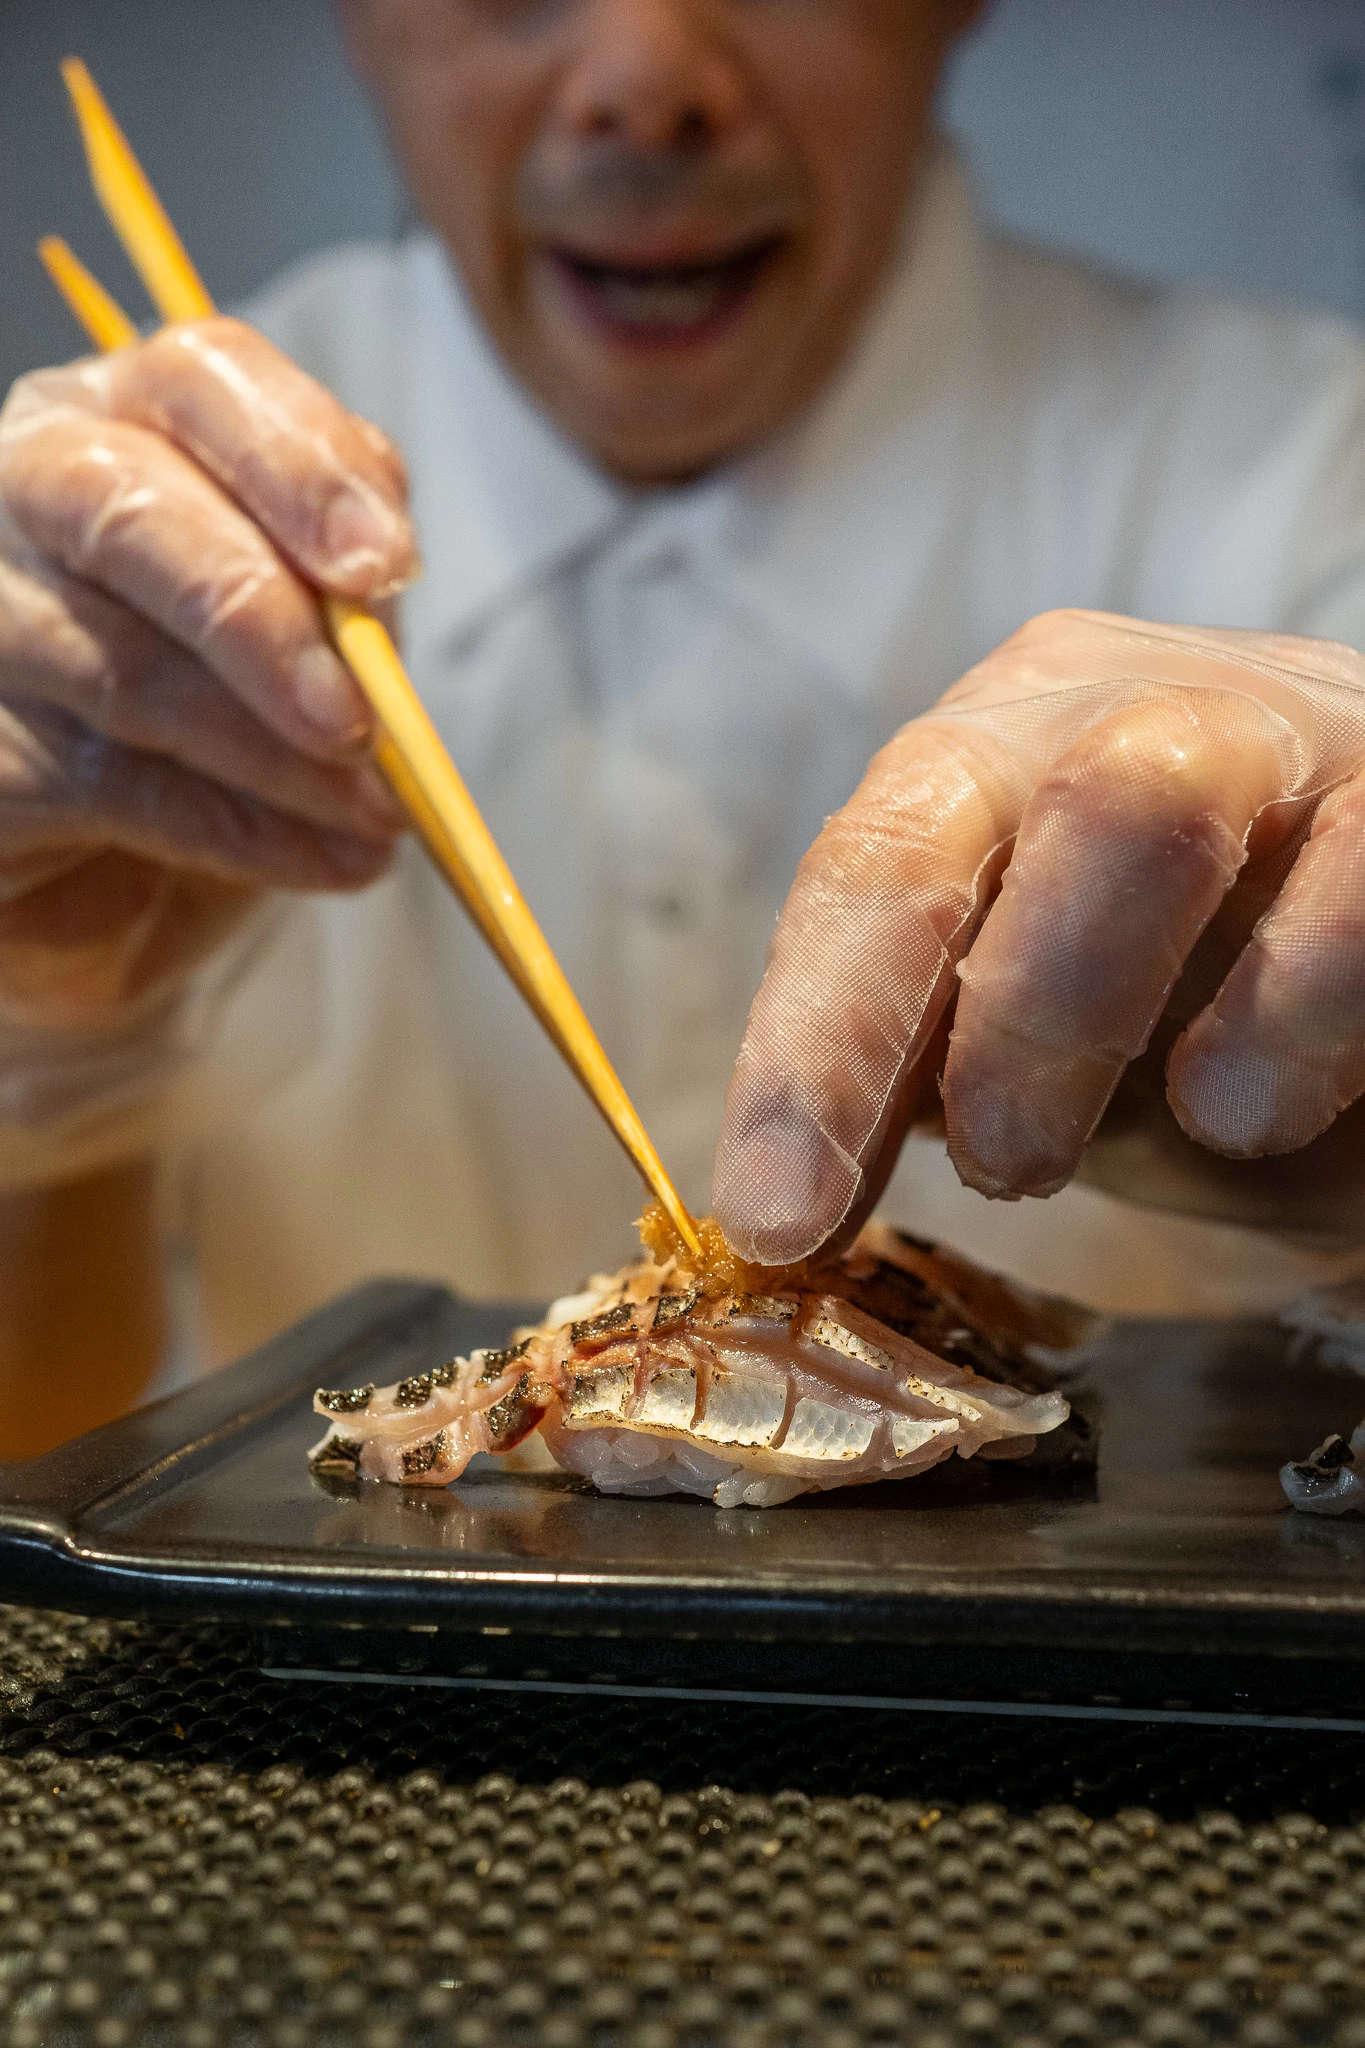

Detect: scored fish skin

[309,1346,542,1487]
[540,1270,1071,1502]
[309,1216,1099,1506]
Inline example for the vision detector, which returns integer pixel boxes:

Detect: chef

[2,0,1365,1450]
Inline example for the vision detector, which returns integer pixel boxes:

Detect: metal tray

[3,1279,1365,1722]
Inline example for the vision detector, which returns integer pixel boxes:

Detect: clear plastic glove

[715,610,1365,1264]
[0,319,416,1173]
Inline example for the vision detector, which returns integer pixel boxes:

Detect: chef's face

[337,0,982,483]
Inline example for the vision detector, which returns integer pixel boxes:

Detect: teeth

[592,269,736,327]
[561,245,773,330]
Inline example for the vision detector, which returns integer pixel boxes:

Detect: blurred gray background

[2,0,1365,399]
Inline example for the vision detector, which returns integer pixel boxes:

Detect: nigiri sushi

[310,1208,1098,1508]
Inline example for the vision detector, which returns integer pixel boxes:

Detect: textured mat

[2,1603,1365,2047]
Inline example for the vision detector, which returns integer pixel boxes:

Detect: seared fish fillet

[311,1211,1097,1508]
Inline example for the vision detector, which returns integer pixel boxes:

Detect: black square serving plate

[2,1279,1364,1725]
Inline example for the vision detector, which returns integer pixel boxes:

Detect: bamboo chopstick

[38,235,139,352]
[60,59,212,327]
[49,60,702,1257]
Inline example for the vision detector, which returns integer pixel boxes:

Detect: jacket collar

[397,235,627,670]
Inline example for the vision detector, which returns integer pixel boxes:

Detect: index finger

[101,318,417,599]
[711,717,1029,1265]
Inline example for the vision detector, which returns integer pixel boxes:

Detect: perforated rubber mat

[3,1603,1365,2047]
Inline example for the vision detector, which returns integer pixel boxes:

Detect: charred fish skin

[569,1303,639,1350]
[484,1372,547,1451]
[393,1360,458,1410]
[477,1340,529,1384]
[401,1430,454,1479]
[309,1432,364,1475]
[315,1384,375,1416]
[652,1289,700,1330]
[837,1224,1097,1395]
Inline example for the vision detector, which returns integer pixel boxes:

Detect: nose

[555,0,753,152]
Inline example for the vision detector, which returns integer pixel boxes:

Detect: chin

[533,340,793,485]
[563,383,775,484]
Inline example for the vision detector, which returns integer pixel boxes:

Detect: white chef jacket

[153,145,1365,1367]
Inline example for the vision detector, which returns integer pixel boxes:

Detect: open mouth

[546,236,785,343]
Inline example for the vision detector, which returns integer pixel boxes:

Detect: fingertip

[319,486,419,599]
[712,1206,824,1267]
[711,1112,858,1267]
[946,1133,1063,1202]
[943,1038,1101,1200]
[320,829,395,888]
[1166,1023,1296,1158]
[369,541,423,605]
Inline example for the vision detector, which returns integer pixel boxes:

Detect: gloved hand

[0,319,416,1168]
[714,609,1365,1263]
